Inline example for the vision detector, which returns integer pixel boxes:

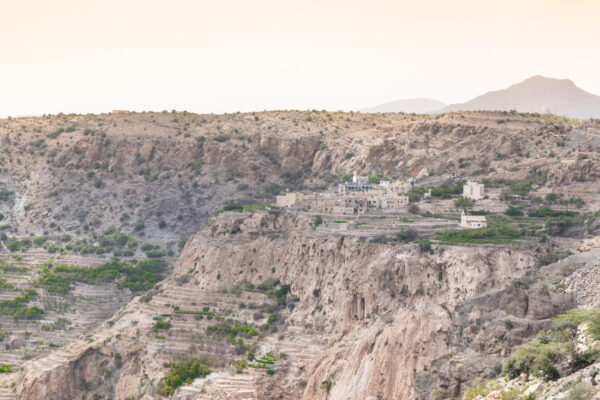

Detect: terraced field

[0,250,172,380]
[136,282,324,398]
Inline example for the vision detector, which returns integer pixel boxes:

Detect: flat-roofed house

[387,181,412,195]
[463,181,485,200]
[276,192,299,207]
[460,210,487,228]
[381,195,409,209]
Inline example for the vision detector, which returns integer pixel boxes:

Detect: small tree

[369,175,380,184]
[313,216,323,229]
[545,193,561,203]
[504,206,524,217]
[454,196,474,209]
[416,239,432,253]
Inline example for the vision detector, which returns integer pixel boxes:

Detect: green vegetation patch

[215,203,274,215]
[5,237,33,252]
[0,278,15,290]
[174,306,216,318]
[0,364,12,373]
[527,206,579,218]
[41,318,70,331]
[158,357,212,396]
[0,289,44,320]
[504,206,524,217]
[152,317,172,332]
[251,278,291,306]
[206,320,258,340]
[35,259,166,294]
[424,180,464,199]
[504,308,600,381]
[433,223,530,244]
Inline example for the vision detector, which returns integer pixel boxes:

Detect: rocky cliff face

[6,211,566,400]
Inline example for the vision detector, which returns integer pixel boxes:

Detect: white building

[353,171,368,184]
[463,181,485,200]
[460,210,487,229]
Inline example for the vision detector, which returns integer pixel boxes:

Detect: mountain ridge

[362,76,600,118]
[439,75,600,118]
[361,98,446,114]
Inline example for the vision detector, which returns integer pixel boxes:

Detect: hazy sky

[1,0,599,117]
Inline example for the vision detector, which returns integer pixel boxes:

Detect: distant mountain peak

[516,75,576,88]
[361,98,446,114]
[439,75,600,118]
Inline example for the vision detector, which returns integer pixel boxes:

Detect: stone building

[277,174,411,214]
[276,192,301,207]
[463,181,485,200]
[460,210,487,228]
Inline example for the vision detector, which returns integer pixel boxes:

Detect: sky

[1,0,599,117]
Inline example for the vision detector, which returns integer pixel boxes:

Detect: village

[276,172,488,229]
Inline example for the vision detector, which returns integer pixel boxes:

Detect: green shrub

[263,183,282,196]
[206,321,258,340]
[0,364,12,373]
[408,204,420,214]
[145,249,166,258]
[504,206,524,216]
[504,308,600,381]
[46,128,64,139]
[223,204,243,212]
[369,175,380,184]
[213,134,230,142]
[429,180,464,198]
[35,260,166,294]
[0,278,14,290]
[434,224,526,244]
[158,358,211,396]
[416,239,432,253]
[396,230,418,243]
[528,206,578,218]
[6,237,32,251]
[134,220,145,232]
[153,320,171,332]
[464,380,501,400]
[254,278,290,305]
[545,193,561,203]
[454,196,475,209]
[33,236,46,246]
[0,290,44,320]
[313,216,323,229]
[281,170,304,185]
[565,382,594,400]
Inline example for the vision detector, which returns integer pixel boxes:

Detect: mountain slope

[361,98,446,114]
[440,75,600,118]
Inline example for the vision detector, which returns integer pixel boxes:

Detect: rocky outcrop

[12,211,558,399]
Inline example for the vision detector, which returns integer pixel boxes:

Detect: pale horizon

[1,0,599,118]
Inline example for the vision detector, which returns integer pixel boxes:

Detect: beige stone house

[460,211,487,228]
[463,181,485,200]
